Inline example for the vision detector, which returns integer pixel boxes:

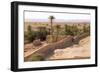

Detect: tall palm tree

[55,25,61,42]
[48,16,55,42]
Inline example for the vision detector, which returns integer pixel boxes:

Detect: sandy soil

[49,36,90,60]
[24,42,48,57]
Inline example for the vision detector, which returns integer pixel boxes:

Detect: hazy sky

[25,11,90,22]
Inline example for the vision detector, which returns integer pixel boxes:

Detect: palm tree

[48,16,55,42]
[83,24,87,33]
[55,25,61,42]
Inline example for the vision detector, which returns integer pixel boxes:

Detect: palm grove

[24,15,90,61]
[24,16,90,44]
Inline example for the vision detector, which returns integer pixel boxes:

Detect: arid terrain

[48,36,90,60]
[24,18,90,61]
[24,35,90,61]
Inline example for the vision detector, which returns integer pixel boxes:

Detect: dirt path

[24,43,48,57]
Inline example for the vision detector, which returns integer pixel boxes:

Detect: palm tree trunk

[50,19,53,42]
[56,30,58,42]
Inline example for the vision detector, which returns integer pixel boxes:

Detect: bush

[65,25,74,36]
[37,27,49,41]
[83,25,90,33]
[26,31,36,42]
[32,54,45,61]
[25,25,36,42]
[37,30,47,41]
[64,24,80,36]
[25,26,53,42]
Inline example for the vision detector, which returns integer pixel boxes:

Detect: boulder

[33,39,42,46]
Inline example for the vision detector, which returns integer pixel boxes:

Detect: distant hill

[25,19,90,24]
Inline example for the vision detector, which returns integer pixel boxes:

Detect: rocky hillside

[49,36,90,60]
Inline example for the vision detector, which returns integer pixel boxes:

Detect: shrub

[64,24,79,36]
[83,24,87,33]
[26,31,36,42]
[65,25,74,36]
[32,54,45,61]
[37,27,48,41]
[25,25,49,42]
[25,25,36,42]
[83,25,90,33]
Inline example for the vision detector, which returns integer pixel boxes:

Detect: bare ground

[48,36,90,60]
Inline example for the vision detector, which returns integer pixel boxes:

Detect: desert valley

[24,17,90,62]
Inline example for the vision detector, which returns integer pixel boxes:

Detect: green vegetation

[64,24,90,36]
[24,16,90,44]
[25,25,36,42]
[32,54,44,61]
[25,24,90,43]
[24,15,91,62]
[25,25,49,43]
[65,25,73,36]
[55,25,61,42]
[37,27,49,41]
[83,24,90,33]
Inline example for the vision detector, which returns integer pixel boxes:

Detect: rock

[73,36,79,44]
[33,39,42,46]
